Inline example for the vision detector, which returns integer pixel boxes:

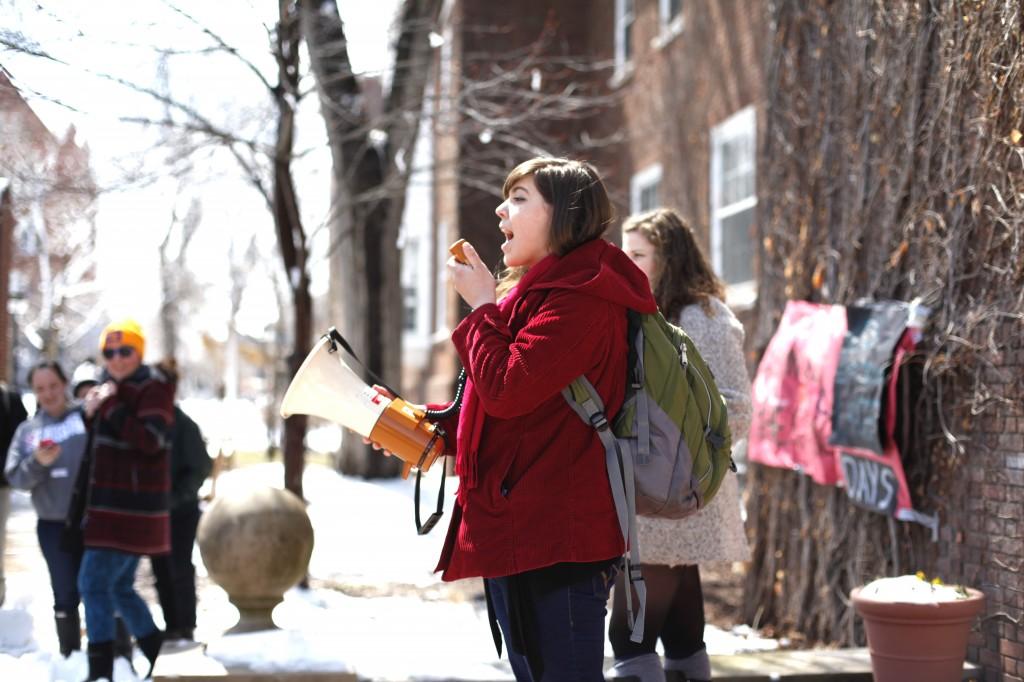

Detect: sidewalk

[1,463,781,681]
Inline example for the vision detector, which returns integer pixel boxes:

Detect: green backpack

[561,309,734,642]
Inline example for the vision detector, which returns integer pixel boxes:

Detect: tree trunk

[274,0,311,498]
[300,0,442,478]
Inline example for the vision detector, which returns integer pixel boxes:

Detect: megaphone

[280,329,445,479]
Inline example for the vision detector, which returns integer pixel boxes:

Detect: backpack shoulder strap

[561,375,646,644]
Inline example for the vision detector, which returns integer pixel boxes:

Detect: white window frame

[433,221,450,342]
[630,163,662,214]
[613,0,635,80]
[710,105,757,307]
[657,0,685,42]
[399,98,437,365]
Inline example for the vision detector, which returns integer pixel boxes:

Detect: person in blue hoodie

[5,361,89,657]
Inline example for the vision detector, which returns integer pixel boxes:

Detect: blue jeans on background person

[78,547,159,643]
[486,558,620,681]
[37,519,82,613]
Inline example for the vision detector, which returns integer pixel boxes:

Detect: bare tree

[0,115,101,366]
[158,193,201,362]
[3,2,625,486]
[300,0,443,477]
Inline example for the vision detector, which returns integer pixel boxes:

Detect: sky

[1,0,400,351]
[0,460,781,681]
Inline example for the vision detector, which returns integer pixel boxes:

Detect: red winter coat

[83,364,174,556]
[432,238,658,581]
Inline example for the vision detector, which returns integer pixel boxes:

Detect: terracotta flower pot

[851,584,985,682]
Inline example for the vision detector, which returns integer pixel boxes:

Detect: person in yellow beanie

[97,319,146,369]
[73,318,174,681]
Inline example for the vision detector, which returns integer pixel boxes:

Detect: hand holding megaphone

[362,385,427,460]
[447,239,496,309]
[362,385,395,455]
[280,329,446,480]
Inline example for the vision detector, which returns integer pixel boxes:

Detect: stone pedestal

[197,486,314,633]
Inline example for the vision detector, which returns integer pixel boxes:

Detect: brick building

[0,65,98,380]
[939,328,1024,679]
[401,0,764,400]
[395,3,1022,678]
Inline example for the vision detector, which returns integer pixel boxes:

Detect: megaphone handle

[415,458,448,535]
[326,327,401,399]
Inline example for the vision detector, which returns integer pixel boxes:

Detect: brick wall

[941,323,1024,681]
[604,0,764,246]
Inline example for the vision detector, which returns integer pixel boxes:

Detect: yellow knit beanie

[99,318,146,358]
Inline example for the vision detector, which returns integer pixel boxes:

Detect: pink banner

[748,301,847,485]
[748,300,937,535]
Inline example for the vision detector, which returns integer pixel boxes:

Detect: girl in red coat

[428,157,658,680]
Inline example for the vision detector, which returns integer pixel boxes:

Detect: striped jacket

[83,364,174,555]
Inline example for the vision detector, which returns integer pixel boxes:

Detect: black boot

[114,616,136,675]
[54,610,81,657]
[85,640,114,681]
[137,629,164,679]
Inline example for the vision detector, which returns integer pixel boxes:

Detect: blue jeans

[37,519,82,613]
[78,548,158,643]
[486,558,620,681]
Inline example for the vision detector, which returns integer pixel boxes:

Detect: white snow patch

[859,575,972,604]
[2,461,777,681]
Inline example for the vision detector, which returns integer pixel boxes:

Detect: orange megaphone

[280,329,445,479]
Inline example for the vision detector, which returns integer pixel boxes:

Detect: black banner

[828,301,909,454]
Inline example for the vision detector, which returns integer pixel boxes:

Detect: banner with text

[748,299,936,535]
[748,300,846,485]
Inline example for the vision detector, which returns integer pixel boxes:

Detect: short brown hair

[622,208,725,320]
[497,157,613,296]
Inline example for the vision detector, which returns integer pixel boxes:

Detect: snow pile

[859,574,971,604]
[0,598,35,654]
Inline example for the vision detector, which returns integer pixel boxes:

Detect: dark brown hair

[27,361,68,386]
[497,157,613,297]
[622,208,725,320]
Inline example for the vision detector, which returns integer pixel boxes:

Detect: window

[399,99,437,361]
[435,223,449,335]
[615,0,635,73]
[630,164,662,214]
[660,0,683,27]
[401,237,420,332]
[710,106,757,297]
[402,287,418,332]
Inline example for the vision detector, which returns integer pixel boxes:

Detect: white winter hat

[71,361,102,395]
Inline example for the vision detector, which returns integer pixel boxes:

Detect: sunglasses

[102,347,135,359]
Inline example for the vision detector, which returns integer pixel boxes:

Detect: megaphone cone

[281,332,445,478]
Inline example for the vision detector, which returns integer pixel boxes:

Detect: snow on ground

[1,462,778,681]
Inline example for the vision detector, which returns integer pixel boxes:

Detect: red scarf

[452,256,559,494]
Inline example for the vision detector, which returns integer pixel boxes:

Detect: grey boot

[610,652,667,682]
[665,649,711,682]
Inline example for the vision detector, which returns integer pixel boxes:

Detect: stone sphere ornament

[197,485,314,633]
